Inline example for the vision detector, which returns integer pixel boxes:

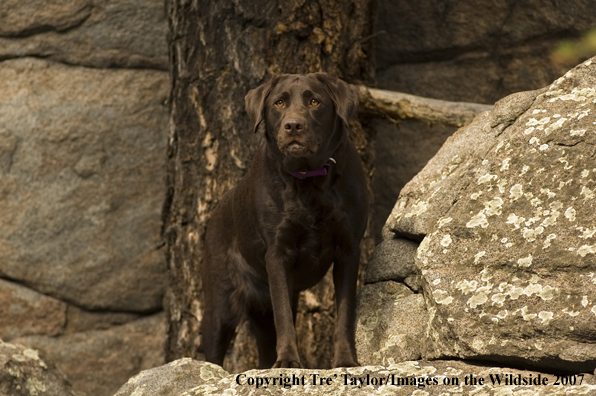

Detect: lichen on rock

[0,340,77,396]
[390,56,596,373]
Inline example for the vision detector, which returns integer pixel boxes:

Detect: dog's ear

[312,73,359,129]
[245,77,278,134]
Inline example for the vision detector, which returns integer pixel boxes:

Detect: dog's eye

[310,98,320,107]
[274,100,284,108]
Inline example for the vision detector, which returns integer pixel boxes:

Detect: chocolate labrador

[201,73,367,369]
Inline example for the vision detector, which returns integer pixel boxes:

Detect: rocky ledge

[114,358,596,396]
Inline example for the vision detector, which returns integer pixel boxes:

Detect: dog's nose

[283,118,304,135]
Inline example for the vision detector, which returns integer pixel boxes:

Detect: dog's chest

[277,205,343,286]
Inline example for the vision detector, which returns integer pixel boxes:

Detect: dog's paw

[332,350,359,368]
[272,359,303,368]
[332,359,359,368]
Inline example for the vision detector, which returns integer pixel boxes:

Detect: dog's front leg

[332,251,360,367]
[265,249,303,368]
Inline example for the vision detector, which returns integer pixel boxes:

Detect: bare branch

[358,86,493,128]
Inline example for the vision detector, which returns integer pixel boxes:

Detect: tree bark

[163,0,376,371]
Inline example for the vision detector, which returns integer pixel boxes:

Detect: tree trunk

[163,0,376,371]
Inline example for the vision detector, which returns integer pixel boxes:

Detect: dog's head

[245,73,358,171]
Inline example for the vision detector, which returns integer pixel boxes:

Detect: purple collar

[290,158,336,179]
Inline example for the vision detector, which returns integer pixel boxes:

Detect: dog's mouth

[288,141,305,151]
[281,139,319,157]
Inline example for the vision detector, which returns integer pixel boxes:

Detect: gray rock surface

[15,314,165,396]
[372,118,456,242]
[387,87,543,237]
[0,0,168,69]
[375,0,596,104]
[0,341,78,396]
[0,279,67,341]
[63,307,142,334]
[389,57,596,372]
[114,358,596,396]
[364,238,419,284]
[114,359,229,396]
[0,0,92,36]
[356,281,427,365]
[0,0,169,395]
[0,57,168,312]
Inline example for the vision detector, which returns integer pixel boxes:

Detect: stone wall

[370,0,596,242]
[0,1,169,395]
[375,0,596,104]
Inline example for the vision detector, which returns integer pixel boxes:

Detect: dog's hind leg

[201,246,239,367]
[201,289,238,367]
[249,309,277,369]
